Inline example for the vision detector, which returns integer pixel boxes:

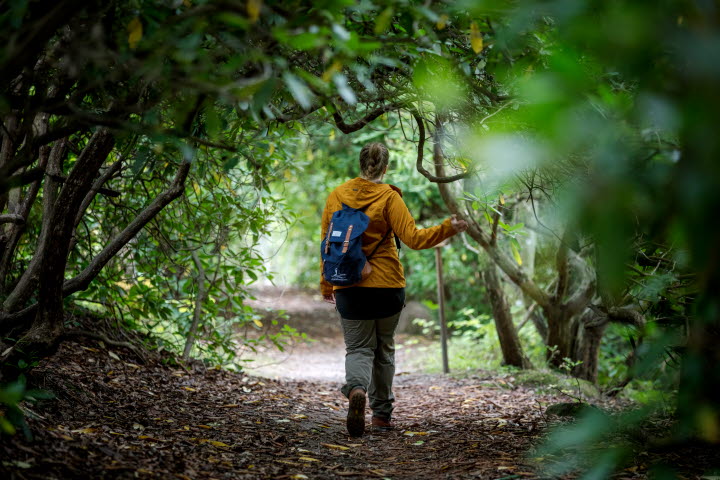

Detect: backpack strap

[341,225,354,253]
[367,229,393,260]
[324,221,334,254]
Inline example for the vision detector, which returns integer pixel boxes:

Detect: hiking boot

[346,388,366,437]
[371,415,394,431]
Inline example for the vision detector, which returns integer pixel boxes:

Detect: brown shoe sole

[347,391,366,437]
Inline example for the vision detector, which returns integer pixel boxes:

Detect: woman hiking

[320,142,468,437]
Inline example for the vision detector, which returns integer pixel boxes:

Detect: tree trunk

[2,139,67,306]
[183,250,206,361]
[483,266,532,369]
[572,309,607,383]
[0,130,114,380]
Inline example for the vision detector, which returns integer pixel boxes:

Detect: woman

[320,142,468,437]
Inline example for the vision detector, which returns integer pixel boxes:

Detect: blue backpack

[321,204,391,286]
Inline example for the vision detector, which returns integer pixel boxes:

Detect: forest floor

[1,289,717,479]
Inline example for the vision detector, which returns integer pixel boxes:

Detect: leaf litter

[0,334,710,479]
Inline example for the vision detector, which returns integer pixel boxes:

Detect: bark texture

[483,266,532,369]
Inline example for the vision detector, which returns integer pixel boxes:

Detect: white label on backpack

[331,230,342,237]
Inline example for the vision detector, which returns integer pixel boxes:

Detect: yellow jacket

[320,177,455,296]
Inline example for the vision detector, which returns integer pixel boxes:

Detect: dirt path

[242,288,426,383]
[4,290,693,479]
[2,338,561,479]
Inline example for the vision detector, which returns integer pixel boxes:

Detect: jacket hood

[334,177,402,210]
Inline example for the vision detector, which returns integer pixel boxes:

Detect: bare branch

[62,160,191,296]
[490,207,500,246]
[0,214,24,225]
[411,109,470,183]
[332,103,399,134]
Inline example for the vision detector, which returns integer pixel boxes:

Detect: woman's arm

[385,192,464,249]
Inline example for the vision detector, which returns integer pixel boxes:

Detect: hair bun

[359,142,389,180]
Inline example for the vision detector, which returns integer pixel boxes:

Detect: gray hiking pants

[339,312,401,420]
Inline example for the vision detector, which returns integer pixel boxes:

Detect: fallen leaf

[71,427,97,434]
[108,351,121,361]
[403,431,429,436]
[183,387,196,392]
[321,443,350,451]
[298,456,320,462]
[209,440,231,448]
[196,425,212,429]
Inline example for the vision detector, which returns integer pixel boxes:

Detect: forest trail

[1,291,632,479]
[2,338,562,479]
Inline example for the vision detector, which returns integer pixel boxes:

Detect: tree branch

[430,116,551,310]
[411,109,470,183]
[332,103,399,134]
[0,214,24,225]
[62,160,191,296]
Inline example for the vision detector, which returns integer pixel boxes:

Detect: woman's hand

[323,293,336,304]
[450,214,468,233]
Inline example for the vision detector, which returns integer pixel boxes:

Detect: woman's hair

[359,142,389,180]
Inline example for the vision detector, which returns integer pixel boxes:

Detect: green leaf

[333,74,356,105]
[0,416,16,435]
[282,72,314,110]
[374,7,394,35]
[510,238,522,266]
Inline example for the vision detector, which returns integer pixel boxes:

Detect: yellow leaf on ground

[183,387,196,392]
[209,440,230,447]
[470,22,483,53]
[403,431,429,436]
[253,318,263,328]
[298,456,320,462]
[291,414,307,420]
[197,425,212,429]
[321,443,350,451]
[71,427,97,434]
